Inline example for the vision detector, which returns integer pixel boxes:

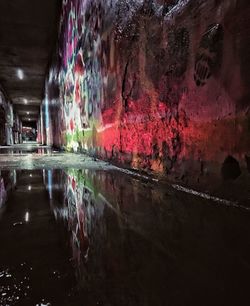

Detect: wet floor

[0,145,250,306]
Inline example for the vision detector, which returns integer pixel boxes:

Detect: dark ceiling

[0,0,61,122]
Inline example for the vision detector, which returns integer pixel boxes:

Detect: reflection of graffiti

[194,24,224,87]
[65,172,90,263]
[49,168,186,305]
[0,177,6,209]
[50,169,105,281]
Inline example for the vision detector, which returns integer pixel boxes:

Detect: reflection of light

[42,169,46,184]
[30,174,32,177]
[13,170,17,185]
[28,118,31,121]
[17,69,24,80]
[47,170,53,200]
[25,212,30,222]
[27,112,30,115]
[23,99,28,104]
[28,186,32,191]
[45,94,50,144]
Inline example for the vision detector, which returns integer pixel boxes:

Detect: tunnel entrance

[22,121,37,143]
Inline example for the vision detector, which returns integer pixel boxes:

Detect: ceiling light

[17,69,24,80]
[23,99,28,104]
[27,112,30,115]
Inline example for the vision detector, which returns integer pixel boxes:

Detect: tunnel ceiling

[0,0,61,122]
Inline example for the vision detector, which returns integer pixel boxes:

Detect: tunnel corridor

[0,1,250,306]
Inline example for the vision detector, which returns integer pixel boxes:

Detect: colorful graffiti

[47,169,106,283]
[43,166,250,304]
[47,168,160,301]
[42,0,250,187]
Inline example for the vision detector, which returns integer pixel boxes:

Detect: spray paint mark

[194,24,224,86]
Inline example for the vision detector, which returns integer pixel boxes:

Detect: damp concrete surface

[0,144,249,306]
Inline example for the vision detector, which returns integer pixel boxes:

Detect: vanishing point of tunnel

[0,1,250,306]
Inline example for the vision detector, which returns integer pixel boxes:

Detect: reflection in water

[46,170,105,288]
[46,168,173,305]
[0,167,250,305]
[0,170,16,217]
[25,211,30,223]
[0,169,77,306]
[0,176,6,209]
[45,169,250,306]
[0,146,52,155]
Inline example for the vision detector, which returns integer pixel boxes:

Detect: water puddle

[0,168,249,305]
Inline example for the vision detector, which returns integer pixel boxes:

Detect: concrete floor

[0,144,250,306]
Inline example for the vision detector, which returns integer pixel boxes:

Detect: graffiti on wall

[44,0,192,171]
[42,0,250,182]
[0,90,15,146]
[194,23,224,87]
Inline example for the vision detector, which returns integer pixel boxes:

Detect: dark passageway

[0,1,250,306]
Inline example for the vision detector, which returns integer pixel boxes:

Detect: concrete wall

[13,111,21,144]
[0,89,15,146]
[44,0,250,197]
